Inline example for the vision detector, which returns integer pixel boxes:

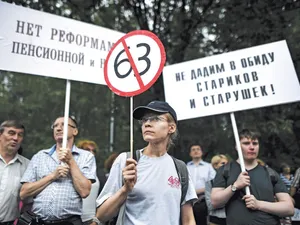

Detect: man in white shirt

[187,143,216,225]
[0,120,30,225]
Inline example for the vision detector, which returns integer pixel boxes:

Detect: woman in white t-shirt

[93,101,197,225]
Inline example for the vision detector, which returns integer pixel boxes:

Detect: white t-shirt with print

[96,150,197,225]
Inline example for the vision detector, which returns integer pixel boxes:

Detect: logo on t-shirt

[168,176,180,188]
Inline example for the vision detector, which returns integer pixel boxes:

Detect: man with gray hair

[0,120,30,225]
[20,116,96,225]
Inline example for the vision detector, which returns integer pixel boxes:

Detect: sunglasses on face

[138,115,166,125]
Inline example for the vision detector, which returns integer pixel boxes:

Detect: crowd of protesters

[1,101,299,225]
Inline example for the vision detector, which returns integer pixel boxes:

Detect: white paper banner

[0,1,124,84]
[163,40,300,120]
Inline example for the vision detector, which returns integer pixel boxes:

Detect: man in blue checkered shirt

[20,116,96,225]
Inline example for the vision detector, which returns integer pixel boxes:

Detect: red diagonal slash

[121,39,145,89]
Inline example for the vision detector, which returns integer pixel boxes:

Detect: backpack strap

[126,150,141,161]
[172,157,189,205]
[264,166,278,187]
[222,161,231,186]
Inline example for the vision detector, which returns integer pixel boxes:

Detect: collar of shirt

[280,173,294,180]
[0,153,24,165]
[187,160,205,166]
[45,144,80,156]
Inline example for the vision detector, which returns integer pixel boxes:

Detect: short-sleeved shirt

[280,173,294,191]
[213,161,287,225]
[96,150,197,225]
[81,176,100,222]
[291,168,300,189]
[21,145,96,221]
[187,160,216,190]
[205,180,226,219]
[0,154,30,222]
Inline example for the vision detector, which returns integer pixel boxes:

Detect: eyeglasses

[51,123,77,129]
[138,115,166,125]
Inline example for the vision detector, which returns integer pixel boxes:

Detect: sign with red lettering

[104,30,166,97]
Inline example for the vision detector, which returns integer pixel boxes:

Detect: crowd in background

[0,106,299,225]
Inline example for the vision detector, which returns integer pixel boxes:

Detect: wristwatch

[231,184,237,192]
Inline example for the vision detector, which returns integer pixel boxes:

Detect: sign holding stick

[230,112,250,195]
[104,30,166,157]
[62,80,71,150]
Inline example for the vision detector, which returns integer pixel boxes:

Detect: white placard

[0,1,124,84]
[163,40,300,120]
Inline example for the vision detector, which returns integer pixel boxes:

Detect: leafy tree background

[1,0,300,172]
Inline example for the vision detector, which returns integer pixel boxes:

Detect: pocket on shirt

[12,176,22,197]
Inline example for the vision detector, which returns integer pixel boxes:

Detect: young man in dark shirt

[211,129,294,225]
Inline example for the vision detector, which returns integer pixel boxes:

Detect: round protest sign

[104,30,166,96]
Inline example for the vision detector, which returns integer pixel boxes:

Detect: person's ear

[73,128,78,136]
[168,123,176,134]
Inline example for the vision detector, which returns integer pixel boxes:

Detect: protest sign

[104,30,166,97]
[0,1,124,84]
[104,30,166,156]
[163,40,300,195]
[163,40,300,120]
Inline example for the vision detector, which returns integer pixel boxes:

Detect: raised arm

[96,158,137,222]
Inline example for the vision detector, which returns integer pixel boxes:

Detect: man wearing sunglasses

[20,116,96,225]
[187,144,216,225]
[211,129,294,225]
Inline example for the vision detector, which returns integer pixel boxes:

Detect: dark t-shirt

[213,161,288,225]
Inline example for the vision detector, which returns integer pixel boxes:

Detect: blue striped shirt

[21,145,96,220]
[280,173,294,191]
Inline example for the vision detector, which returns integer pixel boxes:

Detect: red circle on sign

[104,30,166,97]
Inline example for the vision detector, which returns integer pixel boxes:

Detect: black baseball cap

[133,101,177,124]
